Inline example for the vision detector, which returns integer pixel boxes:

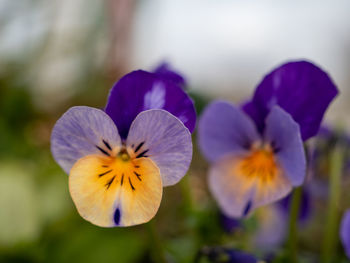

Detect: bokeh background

[1,0,350,262]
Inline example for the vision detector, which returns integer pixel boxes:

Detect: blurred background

[1,0,350,262]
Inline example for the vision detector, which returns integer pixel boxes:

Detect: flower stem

[287,186,303,263]
[180,174,194,213]
[322,145,344,263]
[146,219,167,263]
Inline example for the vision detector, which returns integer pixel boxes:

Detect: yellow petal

[69,154,162,227]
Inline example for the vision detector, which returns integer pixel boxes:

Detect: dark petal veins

[105,70,196,139]
[243,60,338,140]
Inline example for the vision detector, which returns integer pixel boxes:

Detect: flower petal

[69,154,162,227]
[209,153,292,218]
[126,109,192,186]
[243,61,338,140]
[153,62,186,88]
[341,210,350,259]
[105,70,196,139]
[198,101,260,162]
[264,106,306,186]
[51,106,122,174]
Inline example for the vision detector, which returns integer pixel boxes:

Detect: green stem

[180,174,194,213]
[287,186,303,263]
[146,220,167,263]
[322,145,344,263]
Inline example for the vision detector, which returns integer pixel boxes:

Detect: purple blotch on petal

[340,210,350,259]
[105,70,196,139]
[243,60,338,141]
[51,106,121,174]
[114,208,121,225]
[126,109,192,186]
[264,106,306,186]
[198,101,260,163]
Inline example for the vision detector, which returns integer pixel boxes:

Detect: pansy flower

[198,61,337,218]
[51,70,196,227]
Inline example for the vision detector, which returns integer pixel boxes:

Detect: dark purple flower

[153,62,186,88]
[220,213,241,233]
[279,186,312,222]
[198,101,306,217]
[340,209,350,259]
[51,69,195,227]
[243,61,338,141]
[105,70,196,139]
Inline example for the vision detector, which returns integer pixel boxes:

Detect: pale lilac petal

[51,106,122,173]
[126,109,192,186]
[264,106,306,186]
[198,101,260,162]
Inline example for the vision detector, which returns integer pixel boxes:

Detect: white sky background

[0,0,349,123]
[131,0,350,122]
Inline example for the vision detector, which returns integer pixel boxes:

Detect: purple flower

[279,186,312,222]
[340,210,350,259]
[243,61,338,141]
[198,101,306,217]
[51,70,195,227]
[153,62,187,88]
[254,204,288,250]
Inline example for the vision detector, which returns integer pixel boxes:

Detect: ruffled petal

[126,109,192,186]
[105,70,196,139]
[198,101,260,162]
[243,61,338,140]
[69,154,162,227]
[51,106,122,174]
[264,106,306,186]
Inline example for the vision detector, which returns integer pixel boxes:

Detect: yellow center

[238,145,279,183]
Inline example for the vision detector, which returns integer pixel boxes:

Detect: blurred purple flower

[279,186,312,222]
[243,61,338,141]
[340,209,350,259]
[254,204,288,250]
[198,102,306,218]
[220,213,241,233]
[153,62,187,88]
[51,70,195,227]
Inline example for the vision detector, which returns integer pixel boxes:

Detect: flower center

[238,144,279,182]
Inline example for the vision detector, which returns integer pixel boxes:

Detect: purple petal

[51,106,121,173]
[198,101,260,162]
[153,62,186,88]
[243,61,338,141]
[341,210,350,259]
[126,109,192,186]
[264,106,306,186]
[105,70,196,139]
